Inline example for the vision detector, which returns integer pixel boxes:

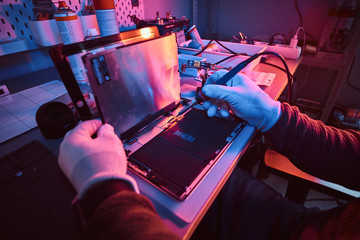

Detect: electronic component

[179,51,293,116]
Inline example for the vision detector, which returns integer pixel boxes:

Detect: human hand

[201,70,281,132]
[58,119,138,197]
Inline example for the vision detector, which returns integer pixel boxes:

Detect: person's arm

[201,70,281,132]
[264,103,360,191]
[201,70,360,190]
[78,179,180,240]
[58,120,180,240]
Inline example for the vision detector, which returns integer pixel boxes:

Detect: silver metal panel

[84,34,181,137]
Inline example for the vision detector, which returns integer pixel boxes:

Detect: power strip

[253,41,302,59]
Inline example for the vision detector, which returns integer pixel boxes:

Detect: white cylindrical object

[187,25,204,48]
[54,2,84,44]
[55,18,84,44]
[55,1,86,83]
[93,0,120,37]
[68,55,87,83]
[95,9,119,36]
[80,14,100,37]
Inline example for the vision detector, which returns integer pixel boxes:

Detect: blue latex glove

[58,119,138,198]
[202,70,281,132]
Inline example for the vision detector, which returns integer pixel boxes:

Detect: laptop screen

[83,34,181,139]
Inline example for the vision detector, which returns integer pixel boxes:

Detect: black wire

[214,40,237,54]
[346,57,360,91]
[212,47,292,78]
[295,0,303,27]
[261,61,295,104]
[190,42,293,103]
[269,33,288,45]
[305,33,318,46]
[218,51,293,104]
[193,40,214,56]
[215,52,249,65]
[294,0,319,49]
[262,62,294,80]
[259,52,293,104]
[193,39,238,56]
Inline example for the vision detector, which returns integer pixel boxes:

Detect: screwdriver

[178,53,260,115]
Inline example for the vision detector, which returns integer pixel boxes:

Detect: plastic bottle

[54,1,84,44]
[187,25,204,50]
[54,1,87,84]
[93,0,120,36]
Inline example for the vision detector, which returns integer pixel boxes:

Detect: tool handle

[195,53,259,103]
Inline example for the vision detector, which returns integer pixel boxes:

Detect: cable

[294,0,303,27]
[294,0,318,50]
[181,51,294,116]
[291,27,306,57]
[294,0,319,49]
[261,61,295,103]
[255,52,293,104]
[261,62,294,80]
[254,52,293,104]
[193,40,215,56]
[211,51,293,104]
[346,57,360,91]
[295,27,305,41]
[214,40,237,54]
[305,33,318,46]
[214,52,249,65]
[193,39,238,56]
[190,43,293,103]
[294,54,312,101]
[269,33,288,45]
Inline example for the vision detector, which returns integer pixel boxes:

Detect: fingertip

[210,70,227,81]
[206,71,220,84]
[97,123,115,136]
[201,85,215,96]
[103,123,114,131]
[207,105,217,117]
[219,103,230,117]
[67,119,102,139]
[78,119,102,129]
[220,109,230,117]
[202,101,211,109]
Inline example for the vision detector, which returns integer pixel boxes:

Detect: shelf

[0,38,30,56]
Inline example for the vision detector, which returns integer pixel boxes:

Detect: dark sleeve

[79,180,181,240]
[292,198,360,239]
[263,103,360,191]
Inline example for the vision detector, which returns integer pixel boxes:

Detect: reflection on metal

[83,34,181,137]
[139,27,154,39]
